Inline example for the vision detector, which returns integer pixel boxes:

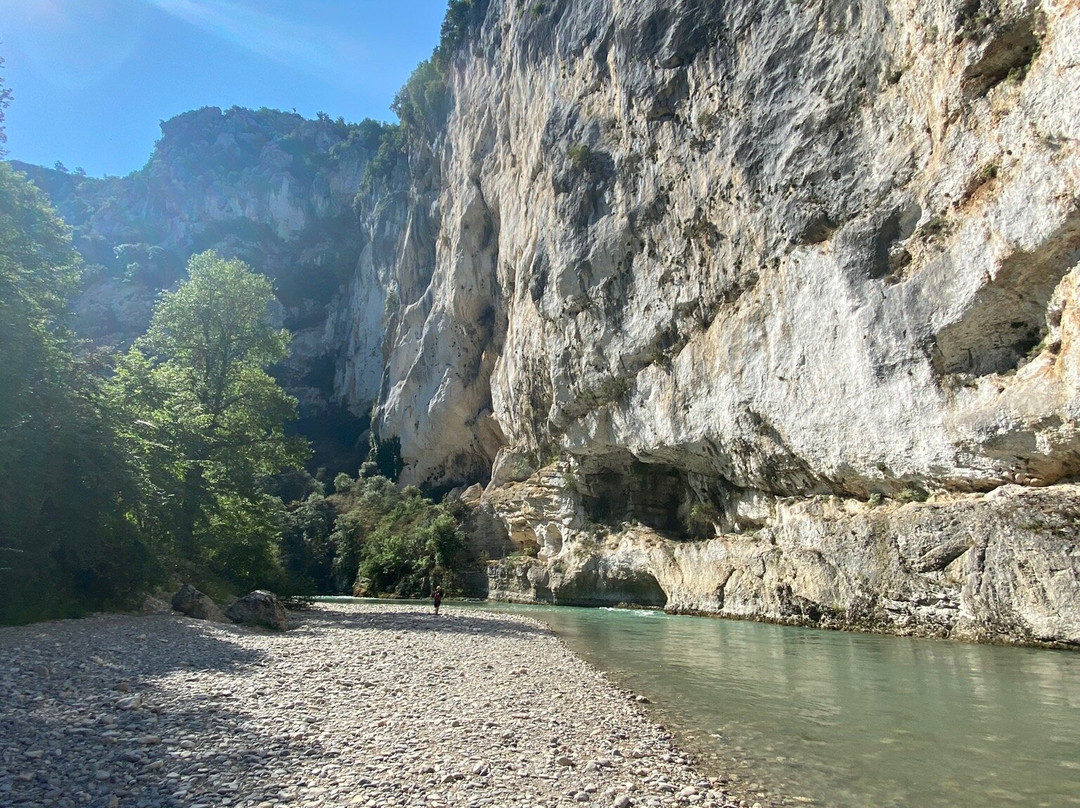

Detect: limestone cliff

[367,0,1080,645]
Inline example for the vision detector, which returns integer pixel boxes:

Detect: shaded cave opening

[578,457,686,534]
[553,557,669,609]
[573,452,746,540]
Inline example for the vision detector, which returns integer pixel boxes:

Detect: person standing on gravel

[433,586,444,615]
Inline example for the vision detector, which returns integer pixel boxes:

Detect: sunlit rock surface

[369,0,1080,644]
[485,472,1080,645]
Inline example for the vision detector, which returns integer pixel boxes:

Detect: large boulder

[171,584,228,623]
[225,590,289,631]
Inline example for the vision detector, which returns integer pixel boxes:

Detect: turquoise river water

[338,599,1080,808]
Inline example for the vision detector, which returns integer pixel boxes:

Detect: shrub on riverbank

[280,474,466,598]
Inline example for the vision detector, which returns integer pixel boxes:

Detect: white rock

[115,694,141,710]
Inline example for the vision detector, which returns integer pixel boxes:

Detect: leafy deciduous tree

[317,475,465,597]
[0,161,151,622]
[110,250,307,582]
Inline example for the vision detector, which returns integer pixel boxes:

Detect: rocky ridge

[13,106,408,472]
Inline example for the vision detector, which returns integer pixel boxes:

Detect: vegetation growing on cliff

[385,0,491,148]
[440,0,491,56]
[357,122,407,198]
[393,58,451,140]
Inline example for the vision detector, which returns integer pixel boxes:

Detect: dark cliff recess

[959,2,1043,98]
[577,454,688,534]
[553,558,669,608]
[933,210,1080,377]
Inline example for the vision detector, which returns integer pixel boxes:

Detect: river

[331,599,1080,807]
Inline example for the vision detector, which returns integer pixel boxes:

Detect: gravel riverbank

[1,602,738,808]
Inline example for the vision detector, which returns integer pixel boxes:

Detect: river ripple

[472,602,1080,808]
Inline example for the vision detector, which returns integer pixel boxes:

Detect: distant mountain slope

[13,105,407,475]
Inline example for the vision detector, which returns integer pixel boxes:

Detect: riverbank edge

[1,602,749,808]
[271,596,794,806]
[486,591,1080,652]
[336,593,1080,652]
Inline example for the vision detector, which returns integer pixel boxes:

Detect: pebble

[116,694,142,710]
[0,603,738,807]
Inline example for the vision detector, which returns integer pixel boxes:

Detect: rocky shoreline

[482,483,1080,649]
[0,602,739,808]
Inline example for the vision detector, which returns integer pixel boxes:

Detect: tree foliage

[278,473,466,598]
[341,477,464,597]
[279,491,338,592]
[357,123,407,198]
[388,1,491,145]
[109,251,307,584]
[438,0,490,60]
[392,58,451,142]
[0,163,153,623]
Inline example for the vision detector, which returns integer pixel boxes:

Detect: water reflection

[489,604,1080,808]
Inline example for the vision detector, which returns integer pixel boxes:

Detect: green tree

[438,0,489,57]
[325,475,465,596]
[0,161,152,622]
[387,1,489,146]
[111,251,307,579]
[279,492,338,592]
[392,58,450,140]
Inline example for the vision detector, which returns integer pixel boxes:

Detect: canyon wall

[15,0,1080,644]
[371,0,1080,644]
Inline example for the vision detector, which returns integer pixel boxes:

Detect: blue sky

[0,0,449,177]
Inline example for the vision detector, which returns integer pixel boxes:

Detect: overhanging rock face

[374,0,1080,495]
[364,0,1080,644]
